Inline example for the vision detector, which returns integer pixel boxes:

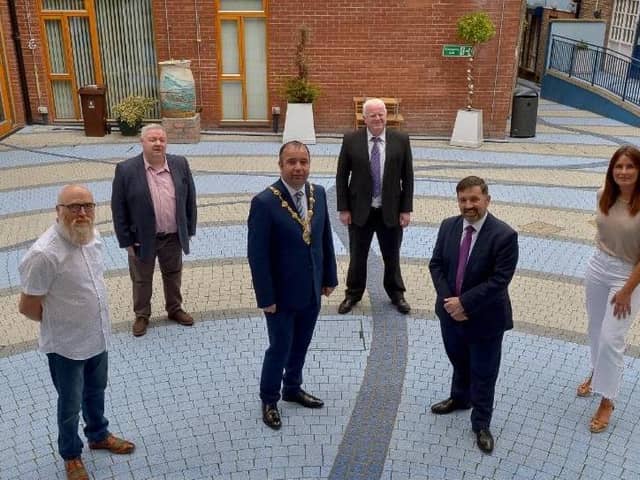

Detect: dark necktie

[370,136,382,198]
[455,225,475,296]
[294,190,305,219]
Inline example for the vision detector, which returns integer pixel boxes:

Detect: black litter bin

[78,85,108,137]
[510,87,538,138]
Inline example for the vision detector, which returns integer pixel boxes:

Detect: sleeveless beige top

[596,188,640,264]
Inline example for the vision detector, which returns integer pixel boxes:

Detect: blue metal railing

[548,35,640,107]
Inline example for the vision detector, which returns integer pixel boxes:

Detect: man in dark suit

[429,176,518,453]
[336,98,414,314]
[248,141,338,430]
[111,124,197,337]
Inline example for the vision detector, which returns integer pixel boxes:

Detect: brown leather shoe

[169,309,194,326]
[89,434,135,454]
[64,458,89,480]
[132,316,149,337]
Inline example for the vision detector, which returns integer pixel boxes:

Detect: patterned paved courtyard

[2,101,640,479]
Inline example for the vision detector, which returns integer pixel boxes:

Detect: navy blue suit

[111,153,197,261]
[248,179,338,403]
[429,212,518,430]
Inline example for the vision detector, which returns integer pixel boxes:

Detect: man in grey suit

[111,124,197,337]
[336,98,414,314]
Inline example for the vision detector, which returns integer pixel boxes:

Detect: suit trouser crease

[585,249,640,399]
[260,303,320,404]
[128,233,183,318]
[47,351,110,460]
[346,208,405,300]
[441,322,503,431]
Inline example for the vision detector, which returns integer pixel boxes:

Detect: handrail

[551,35,640,63]
[548,35,640,107]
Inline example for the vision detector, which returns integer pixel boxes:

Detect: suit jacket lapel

[136,154,154,208]
[275,179,297,213]
[467,213,494,266]
[448,217,464,285]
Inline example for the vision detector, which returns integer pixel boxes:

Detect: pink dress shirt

[144,156,177,234]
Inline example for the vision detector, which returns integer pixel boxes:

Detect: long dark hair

[599,145,640,215]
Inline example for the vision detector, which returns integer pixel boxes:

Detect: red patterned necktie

[455,225,475,296]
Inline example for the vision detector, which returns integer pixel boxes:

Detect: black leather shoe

[392,296,411,314]
[262,403,282,430]
[338,297,358,314]
[476,428,494,453]
[430,397,471,415]
[282,390,324,408]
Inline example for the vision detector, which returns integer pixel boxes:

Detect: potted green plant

[113,95,156,136]
[450,11,496,148]
[282,26,320,144]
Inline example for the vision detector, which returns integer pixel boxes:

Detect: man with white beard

[18,184,134,480]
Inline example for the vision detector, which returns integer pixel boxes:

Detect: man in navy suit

[248,141,338,430]
[336,98,414,315]
[111,124,197,337]
[429,176,518,453]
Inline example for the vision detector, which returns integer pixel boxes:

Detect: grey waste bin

[510,87,538,138]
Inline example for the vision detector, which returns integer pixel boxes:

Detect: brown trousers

[128,233,183,318]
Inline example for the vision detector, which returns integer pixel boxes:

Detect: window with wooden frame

[39,0,103,120]
[39,0,159,121]
[216,0,269,122]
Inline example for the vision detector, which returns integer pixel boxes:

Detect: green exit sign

[442,45,474,57]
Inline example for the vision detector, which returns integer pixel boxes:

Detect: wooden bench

[354,96,405,129]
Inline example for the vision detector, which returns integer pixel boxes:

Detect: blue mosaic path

[0,223,594,291]
[3,100,640,480]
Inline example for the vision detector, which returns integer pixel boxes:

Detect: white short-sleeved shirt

[19,223,110,360]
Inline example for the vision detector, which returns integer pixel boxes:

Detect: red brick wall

[579,0,613,21]
[12,0,50,125]
[0,0,26,127]
[265,0,523,137]
[14,0,523,138]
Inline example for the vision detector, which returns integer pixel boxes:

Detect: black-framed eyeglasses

[57,203,96,214]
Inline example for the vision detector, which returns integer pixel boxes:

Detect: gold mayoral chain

[269,184,315,245]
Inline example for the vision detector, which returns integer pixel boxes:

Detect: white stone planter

[282,103,316,145]
[450,108,483,148]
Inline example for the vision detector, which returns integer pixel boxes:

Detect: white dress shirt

[367,129,386,208]
[460,213,488,260]
[281,179,308,218]
[19,223,111,360]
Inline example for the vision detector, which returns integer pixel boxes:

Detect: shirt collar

[463,212,488,233]
[281,178,306,199]
[367,129,386,143]
[143,155,169,172]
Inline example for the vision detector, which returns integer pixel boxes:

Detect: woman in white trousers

[579,145,640,433]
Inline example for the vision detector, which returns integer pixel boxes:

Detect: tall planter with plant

[450,11,496,148]
[282,26,320,144]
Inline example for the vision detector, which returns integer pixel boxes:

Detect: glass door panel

[219,0,263,11]
[42,0,85,10]
[218,12,267,121]
[52,80,75,118]
[69,17,96,88]
[45,20,67,73]
[221,82,243,119]
[244,18,266,120]
[221,20,240,74]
